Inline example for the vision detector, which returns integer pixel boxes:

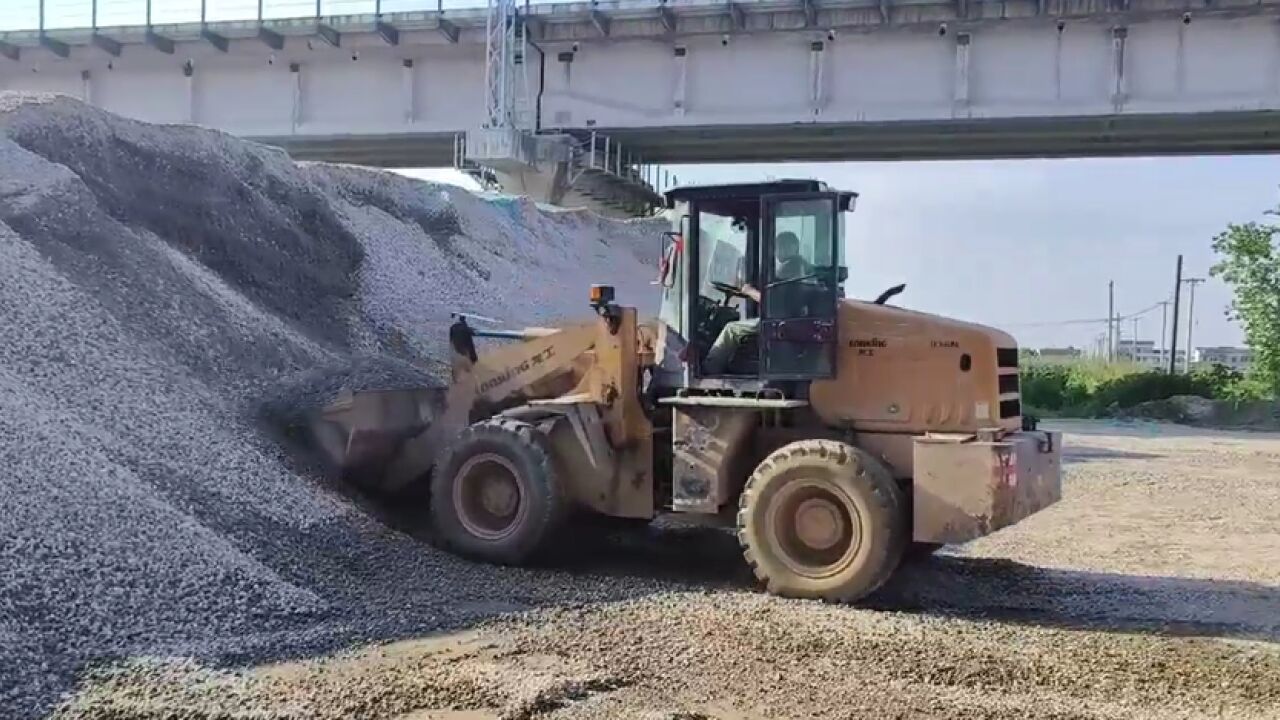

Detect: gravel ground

[46,421,1280,719]
[0,93,660,720]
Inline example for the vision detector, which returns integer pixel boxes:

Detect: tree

[1210,210,1280,397]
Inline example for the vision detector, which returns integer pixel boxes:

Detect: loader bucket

[313,387,449,494]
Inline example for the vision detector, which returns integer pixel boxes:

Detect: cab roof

[663,180,857,209]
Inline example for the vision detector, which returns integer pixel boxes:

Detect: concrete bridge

[4,0,1280,215]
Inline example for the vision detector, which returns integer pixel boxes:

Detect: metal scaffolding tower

[482,0,530,131]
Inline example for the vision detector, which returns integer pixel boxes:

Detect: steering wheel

[710,281,752,305]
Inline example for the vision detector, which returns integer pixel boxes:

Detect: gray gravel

[47,422,1280,720]
[0,92,663,720]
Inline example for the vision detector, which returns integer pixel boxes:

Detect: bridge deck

[4,0,1280,168]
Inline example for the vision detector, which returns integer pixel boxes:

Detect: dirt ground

[53,420,1280,720]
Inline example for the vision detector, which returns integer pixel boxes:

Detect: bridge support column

[465,129,660,218]
[465,128,573,205]
[494,162,572,208]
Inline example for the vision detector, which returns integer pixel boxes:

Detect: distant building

[1194,346,1253,373]
[1037,347,1082,359]
[1116,340,1185,369]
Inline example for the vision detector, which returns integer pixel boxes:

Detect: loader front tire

[738,440,907,603]
[431,418,565,565]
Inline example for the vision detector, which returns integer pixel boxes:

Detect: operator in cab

[702,231,811,374]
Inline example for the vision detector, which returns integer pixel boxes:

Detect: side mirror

[837,267,849,283]
[657,230,683,289]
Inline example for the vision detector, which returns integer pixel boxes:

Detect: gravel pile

[0,92,663,720]
[1117,395,1280,430]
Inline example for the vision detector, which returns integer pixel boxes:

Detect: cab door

[759,193,841,379]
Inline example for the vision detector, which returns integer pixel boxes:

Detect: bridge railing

[0,0,588,32]
[576,131,675,196]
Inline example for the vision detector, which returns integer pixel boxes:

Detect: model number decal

[849,337,887,357]
[478,347,555,394]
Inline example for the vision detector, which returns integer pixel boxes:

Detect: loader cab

[658,181,855,386]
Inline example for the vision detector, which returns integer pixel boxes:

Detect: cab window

[765,198,837,319]
[697,210,748,311]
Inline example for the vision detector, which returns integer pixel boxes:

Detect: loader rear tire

[430,418,565,565]
[738,440,906,603]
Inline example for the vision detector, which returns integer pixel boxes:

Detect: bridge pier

[464,129,662,219]
[465,130,572,206]
[494,162,572,210]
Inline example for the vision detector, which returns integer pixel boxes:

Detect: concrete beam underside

[263,112,1280,168]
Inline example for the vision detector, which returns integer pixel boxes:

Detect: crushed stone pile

[0,92,668,720]
[1116,394,1280,430]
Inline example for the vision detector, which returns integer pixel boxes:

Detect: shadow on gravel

[876,556,1280,642]
[548,520,754,589]
[370,494,756,589]
[363,515,1279,645]
[1062,445,1164,464]
[512,523,1280,644]
[1050,419,1280,440]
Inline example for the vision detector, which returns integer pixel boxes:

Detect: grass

[1018,358,1263,418]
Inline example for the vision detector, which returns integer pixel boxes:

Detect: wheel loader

[315,180,1062,602]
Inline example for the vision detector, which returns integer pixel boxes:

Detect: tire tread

[430,417,564,564]
[738,439,906,602]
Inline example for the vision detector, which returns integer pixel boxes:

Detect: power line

[1120,301,1164,321]
[1000,317,1116,328]
[998,299,1166,328]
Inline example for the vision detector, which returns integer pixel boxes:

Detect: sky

[400,155,1280,353]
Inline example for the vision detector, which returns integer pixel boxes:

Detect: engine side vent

[997,348,1019,369]
[1000,398,1022,419]
[998,374,1020,394]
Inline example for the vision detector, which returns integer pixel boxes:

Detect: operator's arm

[741,284,762,303]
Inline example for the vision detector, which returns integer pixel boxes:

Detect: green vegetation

[1019,196,1280,419]
[1020,360,1269,418]
[1211,209,1280,397]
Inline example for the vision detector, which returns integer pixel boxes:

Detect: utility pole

[1183,277,1205,373]
[1115,314,1123,360]
[1169,255,1183,374]
[1107,280,1115,362]
[1158,300,1171,370]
